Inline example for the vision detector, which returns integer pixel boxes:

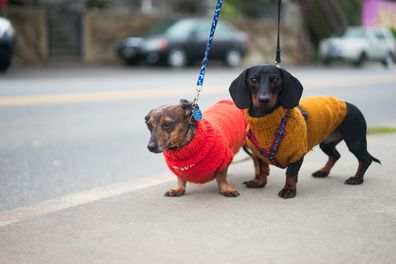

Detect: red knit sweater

[163,100,247,184]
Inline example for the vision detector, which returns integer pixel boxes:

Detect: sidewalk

[1,133,395,264]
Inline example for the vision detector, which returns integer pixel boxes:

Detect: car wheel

[167,49,187,68]
[382,52,393,68]
[0,59,11,72]
[353,52,367,67]
[225,50,242,67]
[322,57,332,66]
[123,58,138,66]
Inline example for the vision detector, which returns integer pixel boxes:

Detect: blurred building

[362,0,396,28]
[3,0,309,66]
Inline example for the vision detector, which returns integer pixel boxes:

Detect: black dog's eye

[271,77,280,85]
[249,77,258,85]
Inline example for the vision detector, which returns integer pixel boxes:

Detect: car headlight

[144,38,168,52]
[0,17,15,39]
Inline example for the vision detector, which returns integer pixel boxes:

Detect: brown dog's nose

[147,142,158,152]
[258,95,270,104]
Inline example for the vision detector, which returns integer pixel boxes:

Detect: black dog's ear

[229,68,252,109]
[279,68,303,109]
[179,99,193,117]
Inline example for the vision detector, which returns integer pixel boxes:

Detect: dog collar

[247,111,289,168]
[246,106,308,168]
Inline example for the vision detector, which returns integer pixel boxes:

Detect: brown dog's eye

[146,123,153,131]
[162,121,174,132]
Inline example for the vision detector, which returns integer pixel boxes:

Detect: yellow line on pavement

[0,75,395,107]
[0,86,225,107]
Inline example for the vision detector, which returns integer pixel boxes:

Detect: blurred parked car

[319,26,395,67]
[117,18,248,68]
[0,16,16,72]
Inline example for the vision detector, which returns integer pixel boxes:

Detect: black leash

[275,0,282,67]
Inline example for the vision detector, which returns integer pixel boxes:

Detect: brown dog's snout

[147,141,158,153]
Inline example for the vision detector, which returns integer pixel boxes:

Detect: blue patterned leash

[191,0,223,121]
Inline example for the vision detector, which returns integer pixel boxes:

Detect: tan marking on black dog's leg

[243,156,269,188]
[279,157,303,199]
[278,176,298,199]
[345,159,371,185]
[216,167,240,197]
[164,177,187,197]
[313,158,337,178]
[313,133,342,178]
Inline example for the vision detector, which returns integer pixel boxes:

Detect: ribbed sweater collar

[164,119,215,161]
[245,106,288,131]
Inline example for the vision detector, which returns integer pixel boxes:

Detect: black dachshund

[229,64,380,198]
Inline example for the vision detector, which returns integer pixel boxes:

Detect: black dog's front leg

[279,157,304,199]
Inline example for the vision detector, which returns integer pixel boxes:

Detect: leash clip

[191,85,203,121]
[192,85,202,109]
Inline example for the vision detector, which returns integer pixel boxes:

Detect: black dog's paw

[312,171,329,178]
[345,177,364,185]
[278,188,296,199]
[243,180,266,188]
[221,190,240,198]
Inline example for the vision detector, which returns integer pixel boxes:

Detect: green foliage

[87,0,110,8]
[391,28,396,39]
[222,0,241,18]
[222,0,277,18]
[338,0,362,26]
[367,126,396,134]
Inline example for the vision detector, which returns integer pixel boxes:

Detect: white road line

[0,157,256,227]
[0,173,173,227]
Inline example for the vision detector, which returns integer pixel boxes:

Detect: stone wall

[7,7,48,65]
[84,10,173,64]
[6,2,310,66]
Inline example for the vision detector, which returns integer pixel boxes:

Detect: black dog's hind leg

[338,103,381,185]
[279,157,304,199]
[312,132,343,178]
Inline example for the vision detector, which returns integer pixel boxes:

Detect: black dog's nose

[147,142,158,152]
[258,95,270,104]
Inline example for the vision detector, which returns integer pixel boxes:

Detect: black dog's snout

[258,95,270,104]
[147,142,158,152]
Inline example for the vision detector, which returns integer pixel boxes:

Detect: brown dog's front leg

[243,156,269,188]
[165,177,187,197]
[279,157,304,199]
[216,167,240,197]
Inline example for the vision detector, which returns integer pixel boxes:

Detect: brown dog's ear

[278,68,303,109]
[144,110,153,123]
[179,99,193,117]
[229,68,252,109]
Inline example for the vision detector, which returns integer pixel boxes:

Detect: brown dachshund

[145,99,247,197]
[229,64,380,198]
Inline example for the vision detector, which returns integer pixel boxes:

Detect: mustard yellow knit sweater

[245,96,347,168]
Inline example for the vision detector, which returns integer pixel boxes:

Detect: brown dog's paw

[278,188,296,199]
[243,180,266,188]
[164,189,185,197]
[312,171,329,178]
[345,177,364,185]
[220,190,240,197]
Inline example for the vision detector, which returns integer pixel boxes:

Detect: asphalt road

[1,64,395,211]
